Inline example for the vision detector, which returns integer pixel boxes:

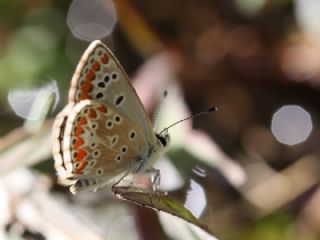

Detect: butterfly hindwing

[52,103,76,185]
[68,40,155,144]
[59,100,149,193]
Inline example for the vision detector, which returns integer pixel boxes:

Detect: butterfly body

[52,40,169,194]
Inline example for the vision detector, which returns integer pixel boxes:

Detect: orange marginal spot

[97,105,107,113]
[74,126,84,136]
[92,61,100,71]
[79,117,87,125]
[73,137,84,148]
[79,69,95,99]
[89,108,97,119]
[76,149,87,161]
[80,81,92,99]
[86,69,95,82]
[101,54,109,64]
[80,92,89,100]
[75,161,88,173]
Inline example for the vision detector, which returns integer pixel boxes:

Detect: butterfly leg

[111,170,131,193]
[112,168,161,194]
[145,168,161,192]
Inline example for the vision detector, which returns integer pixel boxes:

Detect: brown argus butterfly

[52,40,170,194]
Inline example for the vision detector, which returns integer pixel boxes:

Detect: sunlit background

[1,0,320,239]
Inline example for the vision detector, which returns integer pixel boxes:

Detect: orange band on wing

[92,61,101,71]
[79,117,87,125]
[80,81,92,100]
[73,138,84,149]
[97,105,107,113]
[89,109,97,119]
[101,54,109,64]
[75,127,84,136]
[76,149,87,161]
[86,69,95,81]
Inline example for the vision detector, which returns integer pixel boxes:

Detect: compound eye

[156,134,167,147]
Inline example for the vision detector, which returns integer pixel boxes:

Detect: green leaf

[113,186,214,237]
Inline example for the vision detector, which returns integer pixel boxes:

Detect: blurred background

[1,0,320,239]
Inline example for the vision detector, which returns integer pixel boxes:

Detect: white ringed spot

[114,114,122,124]
[115,154,122,162]
[120,145,128,154]
[111,71,119,81]
[106,120,113,129]
[96,168,104,176]
[128,129,136,141]
[92,149,101,158]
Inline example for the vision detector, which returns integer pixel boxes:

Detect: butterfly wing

[68,40,155,143]
[52,103,75,185]
[57,100,149,193]
[52,40,160,193]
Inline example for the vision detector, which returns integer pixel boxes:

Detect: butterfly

[52,40,170,194]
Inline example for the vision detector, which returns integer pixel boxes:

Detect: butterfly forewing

[68,40,155,144]
[59,100,148,192]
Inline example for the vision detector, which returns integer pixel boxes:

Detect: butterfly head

[155,131,170,153]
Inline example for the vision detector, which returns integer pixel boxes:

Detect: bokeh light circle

[67,0,117,41]
[8,81,59,120]
[271,105,312,145]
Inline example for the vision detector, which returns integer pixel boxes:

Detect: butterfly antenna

[159,106,217,135]
[153,90,168,131]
